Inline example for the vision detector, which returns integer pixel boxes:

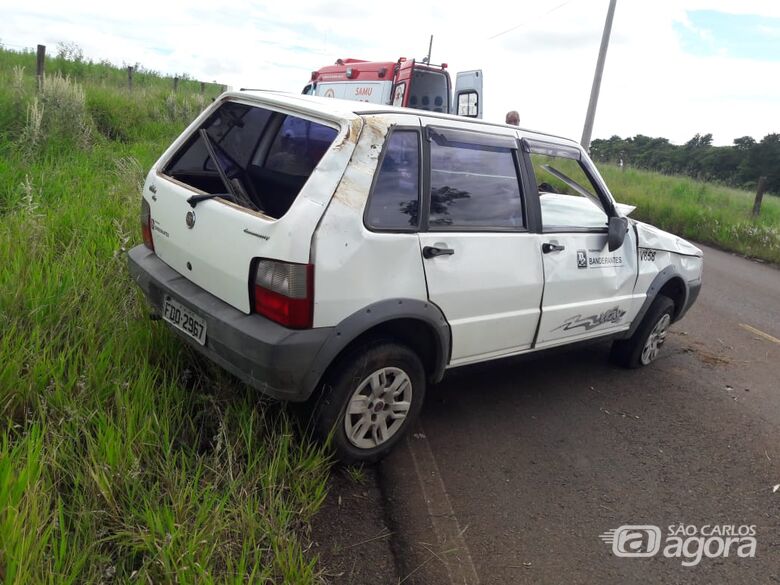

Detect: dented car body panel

[312,114,431,328]
[128,91,703,402]
[635,221,703,257]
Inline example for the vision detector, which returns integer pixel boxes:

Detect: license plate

[162,296,207,345]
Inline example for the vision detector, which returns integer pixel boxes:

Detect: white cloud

[1,0,778,144]
[757,24,780,38]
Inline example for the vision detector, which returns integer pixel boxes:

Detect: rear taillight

[253,260,314,329]
[141,198,154,251]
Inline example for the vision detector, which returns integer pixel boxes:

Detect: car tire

[310,340,426,465]
[611,295,675,369]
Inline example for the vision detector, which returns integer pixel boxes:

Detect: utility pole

[581,0,617,150]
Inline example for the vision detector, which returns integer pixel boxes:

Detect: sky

[1,0,779,145]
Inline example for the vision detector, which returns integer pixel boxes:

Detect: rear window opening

[408,69,449,113]
[163,101,339,219]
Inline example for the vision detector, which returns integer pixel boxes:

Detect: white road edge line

[406,421,481,585]
[739,323,780,345]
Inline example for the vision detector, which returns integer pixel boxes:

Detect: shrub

[15,73,94,157]
[17,98,44,161]
[160,91,207,125]
[39,73,93,148]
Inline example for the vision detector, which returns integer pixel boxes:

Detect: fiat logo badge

[185,211,196,229]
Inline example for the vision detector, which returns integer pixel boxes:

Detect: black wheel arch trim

[301,298,451,399]
[621,267,693,339]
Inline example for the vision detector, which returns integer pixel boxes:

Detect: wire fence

[0,40,227,94]
[0,41,35,51]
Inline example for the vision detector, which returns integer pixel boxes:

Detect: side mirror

[607,216,628,251]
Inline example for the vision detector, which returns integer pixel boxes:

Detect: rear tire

[310,340,426,465]
[611,295,675,368]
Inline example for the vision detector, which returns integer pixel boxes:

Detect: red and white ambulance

[303,58,483,118]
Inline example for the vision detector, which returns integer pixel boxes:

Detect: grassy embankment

[599,164,780,263]
[0,48,330,583]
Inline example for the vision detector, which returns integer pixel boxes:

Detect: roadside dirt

[312,467,399,584]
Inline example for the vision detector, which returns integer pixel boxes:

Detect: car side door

[416,121,545,366]
[524,140,642,348]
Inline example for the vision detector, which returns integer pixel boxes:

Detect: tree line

[590,133,780,195]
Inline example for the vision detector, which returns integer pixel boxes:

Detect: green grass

[600,164,780,263]
[344,466,366,485]
[0,48,331,583]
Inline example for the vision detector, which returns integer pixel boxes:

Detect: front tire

[611,295,675,368]
[311,341,426,465]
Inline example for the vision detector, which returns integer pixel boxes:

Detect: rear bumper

[127,245,332,401]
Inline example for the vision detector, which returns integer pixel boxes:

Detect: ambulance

[303,57,483,118]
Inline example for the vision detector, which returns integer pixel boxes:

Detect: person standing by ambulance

[505,110,520,126]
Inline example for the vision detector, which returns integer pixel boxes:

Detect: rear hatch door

[146,94,360,313]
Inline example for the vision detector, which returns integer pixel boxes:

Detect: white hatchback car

[128,91,703,463]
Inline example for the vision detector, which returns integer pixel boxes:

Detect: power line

[487,0,580,40]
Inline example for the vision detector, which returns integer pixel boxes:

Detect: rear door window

[163,101,338,219]
[427,128,524,229]
[365,130,421,230]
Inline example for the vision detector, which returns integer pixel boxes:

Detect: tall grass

[0,45,222,94]
[0,48,330,583]
[601,165,780,262]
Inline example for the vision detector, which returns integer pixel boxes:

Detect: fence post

[36,44,46,92]
[200,81,205,94]
[752,176,768,218]
[173,76,179,92]
[127,66,133,91]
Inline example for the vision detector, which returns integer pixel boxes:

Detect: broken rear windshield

[164,101,338,219]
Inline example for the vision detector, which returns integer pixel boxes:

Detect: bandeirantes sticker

[577,249,624,269]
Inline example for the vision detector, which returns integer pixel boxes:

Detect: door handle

[542,242,565,253]
[423,245,455,259]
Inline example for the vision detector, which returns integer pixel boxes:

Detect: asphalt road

[322,244,780,584]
